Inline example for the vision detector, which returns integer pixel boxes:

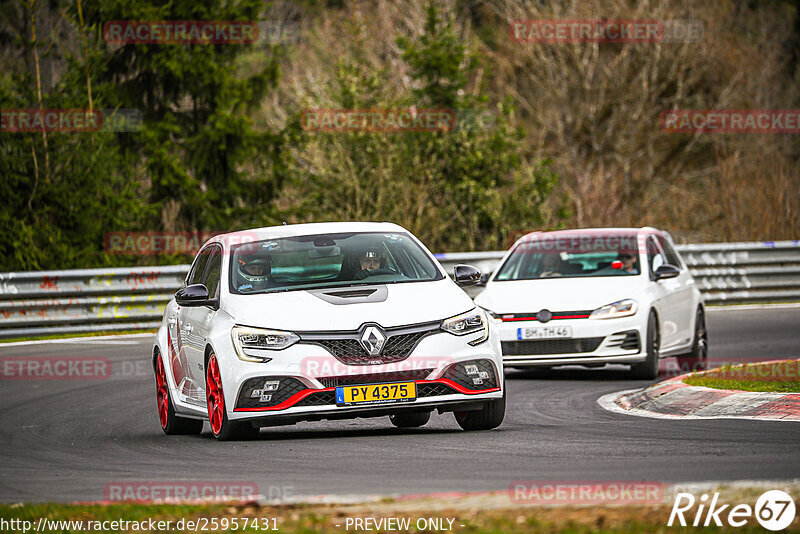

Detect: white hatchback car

[474,228,707,378]
[153,222,505,440]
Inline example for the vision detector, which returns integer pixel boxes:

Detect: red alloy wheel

[206,354,225,436]
[155,356,169,429]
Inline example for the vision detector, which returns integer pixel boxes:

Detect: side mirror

[454,264,481,287]
[175,284,210,306]
[654,264,680,281]
[477,272,492,286]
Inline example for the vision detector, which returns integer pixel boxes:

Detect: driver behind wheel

[236,255,271,291]
[617,249,639,273]
[354,249,383,280]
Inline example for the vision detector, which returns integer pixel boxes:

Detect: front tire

[454,390,505,431]
[389,411,431,428]
[676,307,709,373]
[206,353,259,441]
[630,311,660,379]
[155,355,203,435]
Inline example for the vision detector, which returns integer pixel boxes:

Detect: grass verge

[684,360,800,393]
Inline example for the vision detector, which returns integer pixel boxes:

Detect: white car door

[178,245,218,402]
[183,245,223,399]
[659,234,695,349]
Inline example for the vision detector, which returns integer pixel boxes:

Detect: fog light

[472,377,484,385]
[465,364,479,375]
[263,380,280,392]
[250,389,262,398]
[479,371,489,379]
[259,394,272,403]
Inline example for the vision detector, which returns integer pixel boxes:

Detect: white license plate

[518,326,572,340]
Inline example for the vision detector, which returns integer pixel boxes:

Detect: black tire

[155,354,203,435]
[630,311,660,379]
[211,411,260,441]
[676,307,709,373]
[206,353,260,441]
[454,390,506,431]
[389,411,431,428]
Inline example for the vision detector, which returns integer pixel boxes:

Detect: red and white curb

[597,370,800,422]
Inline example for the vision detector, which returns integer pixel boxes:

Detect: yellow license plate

[335,382,417,406]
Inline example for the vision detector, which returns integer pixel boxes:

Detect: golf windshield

[230,232,443,294]
[494,233,642,281]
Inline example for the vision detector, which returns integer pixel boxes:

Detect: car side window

[658,236,683,268]
[647,236,665,274]
[187,247,212,286]
[203,247,223,299]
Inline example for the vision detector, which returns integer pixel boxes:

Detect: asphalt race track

[1,306,799,503]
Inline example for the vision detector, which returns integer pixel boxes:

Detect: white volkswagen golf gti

[474,228,707,379]
[153,222,505,440]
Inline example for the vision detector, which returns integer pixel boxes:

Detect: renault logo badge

[360,325,386,356]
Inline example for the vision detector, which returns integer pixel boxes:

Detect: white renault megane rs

[474,228,707,378]
[153,222,505,440]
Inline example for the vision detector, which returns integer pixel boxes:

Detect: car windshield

[494,232,641,281]
[229,232,443,294]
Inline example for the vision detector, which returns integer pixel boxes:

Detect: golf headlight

[589,299,638,319]
[441,308,489,345]
[231,326,299,362]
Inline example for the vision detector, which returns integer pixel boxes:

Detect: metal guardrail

[0,241,798,338]
[0,266,188,339]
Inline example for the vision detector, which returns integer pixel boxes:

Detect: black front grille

[501,337,604,356]
[296,381,457,406]
[295,390,336,407]
[300,326,439,365]
[277,379,464,408]
[236,377,306,409]
[500,310,593,321]
[417,382,457,397]
[443,359,498,389]
[383,331,432,357]
[318,369,434,388]
[309,339,365,360]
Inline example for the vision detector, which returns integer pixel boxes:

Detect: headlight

[441,308,489,345]
[589,299,638,319]
[231,326,300,362]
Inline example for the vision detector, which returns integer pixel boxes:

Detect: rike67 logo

[668,490,796,530]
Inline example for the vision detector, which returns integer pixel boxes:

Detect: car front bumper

[495,314,646,367]
[218,328,504,422]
